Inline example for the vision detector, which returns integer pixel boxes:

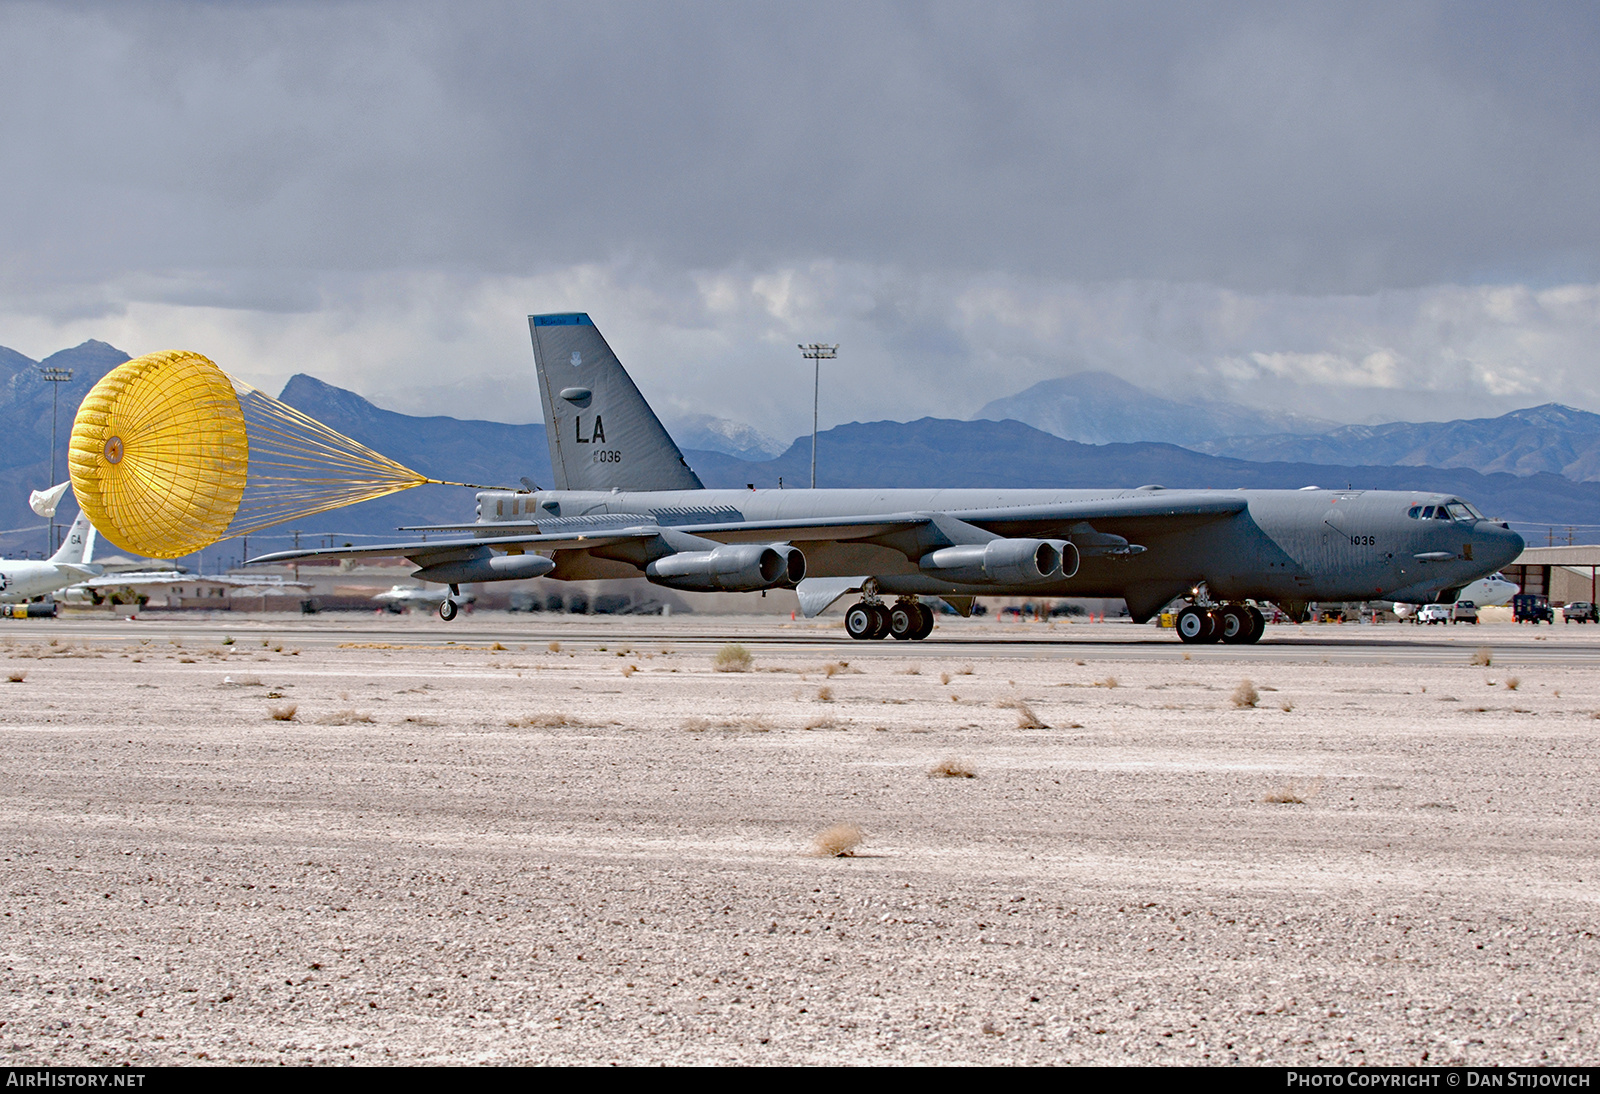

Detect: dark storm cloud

[3,0,1599,307]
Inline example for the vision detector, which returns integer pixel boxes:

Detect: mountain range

[974,371,1337,446]
[4,341,1599,563]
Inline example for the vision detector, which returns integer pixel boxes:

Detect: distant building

[1503,546,1600,605]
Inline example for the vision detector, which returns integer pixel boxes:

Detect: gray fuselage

[470,484,1523,619]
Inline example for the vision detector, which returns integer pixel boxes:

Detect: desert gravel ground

[1,614,1597,1065]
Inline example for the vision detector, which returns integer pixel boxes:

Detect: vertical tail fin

[529,313,703,492]
[50,512,94,565]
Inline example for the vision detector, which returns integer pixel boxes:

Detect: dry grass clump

[548,641,561,653]
[1471,647,1493,667]
[1232,679,1260,708]
[507,712,591,728]
[490,642,507,651]
[713,644,753,672]
[683,715,770,733]
[996,699,1047,728]
[267,704,298,721]
[5,670,26,683]
[928,757,977,779]
[1097,676,1119,689]
[621,664,637,678]
[319,709,375,725]
[810,823,864,857]
[939,672,951,685]
[899,664,921,675]
[956,663,975,676]
[803,715,846,730]
[1280,700,1294,712]
[817,685,834,702]
[1505,676,1521,691]
[1263,777,1322,804]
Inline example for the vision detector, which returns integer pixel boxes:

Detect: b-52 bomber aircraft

[251,313,1524,644]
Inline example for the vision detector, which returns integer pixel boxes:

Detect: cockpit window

[1412,501,1483,521]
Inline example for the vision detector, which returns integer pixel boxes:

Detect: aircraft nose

[1475,522,1524,570]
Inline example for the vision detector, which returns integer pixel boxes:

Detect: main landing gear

[1175,601,1265,645]
[846,596,935,641]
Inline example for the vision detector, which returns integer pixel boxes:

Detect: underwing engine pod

[919,538,1077,585]
[645,543,806,592]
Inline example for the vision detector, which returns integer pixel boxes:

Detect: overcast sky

[3,0,1599,437]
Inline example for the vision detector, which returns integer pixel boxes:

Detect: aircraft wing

[246,527,673,566]
[245,494,1246,567]
[76,571,312,590]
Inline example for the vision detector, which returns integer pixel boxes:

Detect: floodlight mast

[797,343,837,488]
[38,366,73,553]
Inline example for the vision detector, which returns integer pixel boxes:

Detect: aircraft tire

[888,603,919,640]
[912,603,936,640]
[1245,605,1266,643]
[1218,605,1254,644]
[845,603,876,640]
[868,604,892,639]
[1175,605,1212,643]
[438,599,458,622]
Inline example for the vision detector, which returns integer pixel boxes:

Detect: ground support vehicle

[1513,594,1555,624]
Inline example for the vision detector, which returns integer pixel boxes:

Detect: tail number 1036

[1350,534,1376,546]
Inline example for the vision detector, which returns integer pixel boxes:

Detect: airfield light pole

[38,366,73,554]
[798,343,837,489]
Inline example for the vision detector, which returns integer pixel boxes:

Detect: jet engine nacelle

[413,553,557,585]
[919,538,1078,586]
[645,543,806,592]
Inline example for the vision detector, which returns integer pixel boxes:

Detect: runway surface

[9,609,1600,665]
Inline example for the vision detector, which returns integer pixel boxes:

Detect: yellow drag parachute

[68,350,448,559]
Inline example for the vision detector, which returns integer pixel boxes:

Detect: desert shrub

[1232,680,1260,708]
[928,757,977,779]
[5,670,25,683]
[1505,676,1520,691]
[268,704,298,721]
[319,710,375,725]
[817,686,834,702]
[1471,647,1493,667]
[997,699,1046,728]
[713,644,753,672]
[810,823,864,857]
[1264,778,1321,804]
